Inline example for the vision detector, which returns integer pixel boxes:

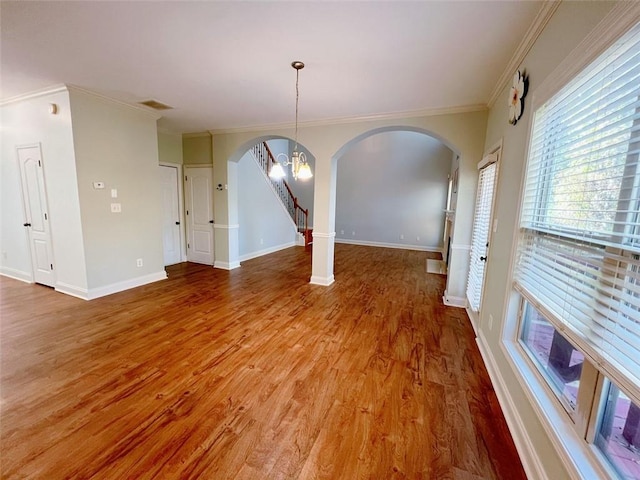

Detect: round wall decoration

[508,69,528,125]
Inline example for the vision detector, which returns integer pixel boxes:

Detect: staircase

[250,142,313,247]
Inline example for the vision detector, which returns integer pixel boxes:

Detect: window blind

[467,158,498,312]
[514,21,640,401]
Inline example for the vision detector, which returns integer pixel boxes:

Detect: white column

[310,154,337,286]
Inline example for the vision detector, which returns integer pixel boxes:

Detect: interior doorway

[18,144,56,287]
[160,165,183,266]
[184,166,214,265]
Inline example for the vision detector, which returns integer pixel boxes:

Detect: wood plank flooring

[0,244,526,480]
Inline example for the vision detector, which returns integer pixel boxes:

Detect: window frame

[499,4,640,480]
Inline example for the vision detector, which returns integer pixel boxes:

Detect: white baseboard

[55,282,89,300]
[239,241,296,262]
[335,238,442,253]
[465,307,479,336]
[310,275,335,286]
[476,332,546,480]
[442,290,466,307]
[214,260,241,270]
[83,271,167,300]
[0,266,33,283]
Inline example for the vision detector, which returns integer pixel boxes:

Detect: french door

[466,151,500,313]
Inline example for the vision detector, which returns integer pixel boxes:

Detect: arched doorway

[221,136,315,270]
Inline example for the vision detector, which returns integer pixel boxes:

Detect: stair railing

[250,142,310,242]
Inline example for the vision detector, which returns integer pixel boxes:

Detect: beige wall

[477,2,618,479]
[158,131,183,165]
[0,88,89,291]
[210,110,488,290]
[69,88,165,293]
[183,133,212,165]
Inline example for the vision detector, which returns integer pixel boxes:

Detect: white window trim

[496,3,640,480]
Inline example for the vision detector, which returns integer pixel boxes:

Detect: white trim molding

[311,231,336,239]
[0,84,68,106]
[0,266,33,283]
[310,274,335,286]
[487,1,561,107]
[208,104,488,136]
[60,271,168,301]
[214,260,241,270]
[335,238,441,253]
[55,282,89,300]
[213,224,240,230]
[495,335,614,480]
[477,332,548,480]
[239,242,296,262]
[532,1,640,110]
[442,291,466,308]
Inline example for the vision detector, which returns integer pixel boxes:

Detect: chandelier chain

[294,68,300,152]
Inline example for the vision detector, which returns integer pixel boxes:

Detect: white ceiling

[1,1,543,134]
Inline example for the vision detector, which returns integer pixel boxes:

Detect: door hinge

[50,263,54,270]
[44,213,48,220]
[38,160,42,167]
[187,243,190,249]
[186,210,189,215]
[185,176,188,181]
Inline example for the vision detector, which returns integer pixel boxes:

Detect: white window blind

[515,21,640,401]
[466,156,498,312]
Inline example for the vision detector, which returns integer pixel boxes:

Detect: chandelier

[269,61,313,181]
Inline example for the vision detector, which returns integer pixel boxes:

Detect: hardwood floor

[1,244,526,480]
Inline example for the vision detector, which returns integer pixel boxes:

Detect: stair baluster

[249,142,312,247]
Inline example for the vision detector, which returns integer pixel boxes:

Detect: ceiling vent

[138,99,173,110]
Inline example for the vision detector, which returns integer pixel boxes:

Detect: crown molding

[1,84,162,120]
[532,0,640,109]
[66,85,162,120]
[0,84,69,106]
[182,132,212,139]
[487,1,561,108]
[205,103,488,136]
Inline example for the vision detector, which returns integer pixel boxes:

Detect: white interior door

[18,145,56,287]
[466,150,500,313]
[160,165,182,266]
[184,167,214,265]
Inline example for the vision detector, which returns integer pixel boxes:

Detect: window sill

[498,335,615,479]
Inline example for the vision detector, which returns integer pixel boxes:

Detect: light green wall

[158,131,183,165]
[478,2,617,479]
[0,88,88,290]
[182,134,212,165]
[69,88,165,291]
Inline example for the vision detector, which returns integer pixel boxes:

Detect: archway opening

[330,126,460,281]
[229,136,316,266]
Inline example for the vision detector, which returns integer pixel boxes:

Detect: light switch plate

[111,189,118,198]
[110,203,122,213]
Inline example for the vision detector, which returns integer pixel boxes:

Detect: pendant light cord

[294,68,299,153]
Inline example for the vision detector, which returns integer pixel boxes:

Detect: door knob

[175,221,180,225]
[23,223,31,227]
[209,220,214,224]
[480,256,487,262]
